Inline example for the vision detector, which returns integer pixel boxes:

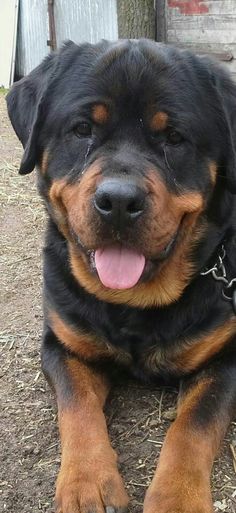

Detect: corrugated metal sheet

[55,0,118,45]
[16,0,118,77]
[16,0,48,77]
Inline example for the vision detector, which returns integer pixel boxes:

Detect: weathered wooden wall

[166,0,236,77]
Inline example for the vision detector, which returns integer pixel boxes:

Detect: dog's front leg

[144,354,236,513]
[42,328,128,513]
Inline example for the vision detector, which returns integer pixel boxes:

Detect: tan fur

[209,161,217,185]
[92,104,109,124]
[49,310,132,366]
[145,318,236,374]
[40,149,50,174]
[49,164,206,307]
[175,318,236,372]
[149,111,168,132]
[55,358,128,513]
[144,378,225,513]
[48,162,102,241]
[69,204,205,308]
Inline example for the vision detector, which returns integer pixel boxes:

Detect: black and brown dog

[7,39,236,513]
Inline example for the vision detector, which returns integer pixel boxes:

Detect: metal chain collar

[200,244,236,314]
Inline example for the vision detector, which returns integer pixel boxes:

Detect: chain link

[200,244,236,310]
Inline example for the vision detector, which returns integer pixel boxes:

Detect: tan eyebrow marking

[150,111,168,131]
[92,104,109,125]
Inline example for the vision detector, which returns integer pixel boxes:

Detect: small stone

[23,445,34,455]
[149,419,159,428]
[214,499,227,511]
[162,407,177,421]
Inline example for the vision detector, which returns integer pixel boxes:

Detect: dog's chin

[74,230,178,290]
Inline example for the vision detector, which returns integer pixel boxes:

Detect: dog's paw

[143,472,214,513]
[143,494,213,513]
[55,462,129,513]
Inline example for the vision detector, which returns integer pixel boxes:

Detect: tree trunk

[117,0,156,40]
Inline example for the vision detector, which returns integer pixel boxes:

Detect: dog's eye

[166,130,183,145]
[73,122,92,138]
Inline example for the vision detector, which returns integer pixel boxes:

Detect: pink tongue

[95,246,145,289]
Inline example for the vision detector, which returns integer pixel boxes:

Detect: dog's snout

[94,179,146,228]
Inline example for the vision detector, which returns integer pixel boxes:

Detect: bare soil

[0,94,235,513]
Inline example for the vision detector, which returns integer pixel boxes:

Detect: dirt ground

[0,92,236,513]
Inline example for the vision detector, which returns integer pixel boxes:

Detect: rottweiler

[7,39,236,513]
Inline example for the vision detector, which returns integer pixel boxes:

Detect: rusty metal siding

[166,0,236,77]
[16,0,118,77]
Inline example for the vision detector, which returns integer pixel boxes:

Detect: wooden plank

[168,29,236,44]
[156,0,167,42]
[173,42,236,59]
[168,16,236,27]
[165,0,236,79]
[167,1,236,16]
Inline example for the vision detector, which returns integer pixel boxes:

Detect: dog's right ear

[6,52,58,175]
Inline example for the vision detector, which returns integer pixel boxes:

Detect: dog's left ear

[6,53,58,175]
[210,62,236,193]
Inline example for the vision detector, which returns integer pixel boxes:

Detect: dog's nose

[94,179,146,228]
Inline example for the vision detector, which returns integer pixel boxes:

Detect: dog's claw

[106,508,116,513]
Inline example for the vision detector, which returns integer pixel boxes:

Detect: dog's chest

[103,307,186,378]
[103,306,236,379]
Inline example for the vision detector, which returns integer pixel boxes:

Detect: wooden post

[156,0,166,42]
[47,0,57,51]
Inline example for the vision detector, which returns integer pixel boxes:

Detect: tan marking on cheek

[61,164,101,209]
[146,171,204,216]
[61,163,103,246]
[49,178,71,239]
[209,161,217,185]
[173,191,204,213]
[49,178,67,205]
[40,149,50,174]
[48,162,103,241]
[92,104,109,124]
[149,111,168,132]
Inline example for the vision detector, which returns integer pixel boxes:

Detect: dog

[7,39,236,513]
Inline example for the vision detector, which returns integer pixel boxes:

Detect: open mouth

[86,234,178,290]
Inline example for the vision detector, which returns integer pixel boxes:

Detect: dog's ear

[6,41,78,175]
[210,62,236,193]
[6,54,56,175]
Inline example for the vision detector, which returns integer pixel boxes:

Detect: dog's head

[7,40,236,307]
